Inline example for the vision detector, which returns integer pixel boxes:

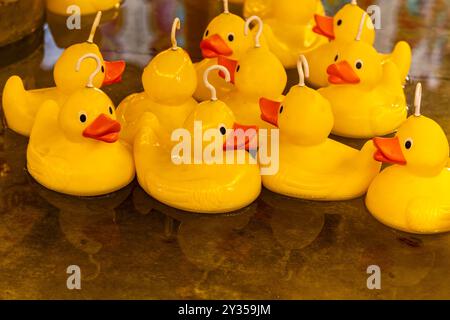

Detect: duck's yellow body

[46,0,121,15]
[367,166,450,234]
[117,45,197,144]
[27,89,135,196]
[318,41,407,138]
[366,112,450,234]
[134,110,261,214]
[2,42,125,137]
[265,139,381,200]
[308,2,411,88]
[260,78,381,200]
[254,0,328,68]
[117,93,196,144]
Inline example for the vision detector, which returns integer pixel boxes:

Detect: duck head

[314,1,375,44]
[54,12,125,94]
[59,88,121,144]
[326,40,381,88]
[260,55,334,145]
[54,43,125,94]
[200,11,253,61]
[201,2,256,80]
[373,84,449,176]
[184,65,258,152]
[142,18,197,105]
[233,16,286,97]
[184,100,257,152]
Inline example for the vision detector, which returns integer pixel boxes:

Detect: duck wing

[406,197,450,233]
[382,41,412,85]
[244,0,273,19]
[27,100,72,187]
[2,76,61,136]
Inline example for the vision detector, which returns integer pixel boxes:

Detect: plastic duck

[259,56,381,200]
[224,16,286,129]
[366,83,450,234]
[318,13,408,138]
[245,0,327,68]
[46,0,121,15]
[2,12,125,137]
[134,65,261,213]
[194,0,260,101]
[116,18,197,144]
[27,54,135,196]
[308,0,411,88]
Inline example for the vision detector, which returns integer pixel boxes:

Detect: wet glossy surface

[1,0,450,299]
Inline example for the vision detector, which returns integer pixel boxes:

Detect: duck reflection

[46,9,121,50]
[133,186,254,270]
[259,188,328,279]
[29,178,131,281]
[132,186,258,296]
[356,220,438,296]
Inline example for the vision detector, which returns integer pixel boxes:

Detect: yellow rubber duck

[318,16,408,138]
[245,0,327,68]
[224,16,286,129]
[27,54,135,196]
[116,18,198,145]
[194,0,259,101]
[46,0,121,15]
[259,55,381,200]
[2,12,125,137]
[134,65,261,214]
[366,83,450,234]
[308,1,411,88]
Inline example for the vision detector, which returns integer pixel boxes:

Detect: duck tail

[343,141,382,197]
[390,41,412,85]
[2,76,34,136]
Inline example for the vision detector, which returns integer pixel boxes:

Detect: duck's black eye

[101,66,105,73]
[334,54,339,62]
[109,106,113,114]
[405,139,413,150]
[355,60,363,69]
[228,33,234,42]
[337,19,342,26]
[279,105,284,114]
[220,126,227,135]
[236,65,240,72]
[205,30,209,37]
[79,114,87,123]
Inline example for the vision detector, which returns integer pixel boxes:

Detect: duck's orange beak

[313,14,335,40]
[373,137,407,165]
[327,61,360,85]
[218,56,238,84]
[223,123,258,151]
[102,60,126,86]
[200,34,233,59]
[259,98,281,127]
[83,114,121,143]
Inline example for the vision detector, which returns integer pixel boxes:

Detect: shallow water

[0,0,449,299]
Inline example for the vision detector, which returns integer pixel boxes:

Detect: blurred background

[0,0,449,299]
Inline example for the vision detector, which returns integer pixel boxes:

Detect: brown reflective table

[0,0,449,299]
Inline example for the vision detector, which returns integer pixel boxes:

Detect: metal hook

[171,17,181,50]
[87,11,102,43]
[245,16,264,48]
[297,55,310,87]
[204,65,231,101]
[76,53,102,88]
[414,82,422,117]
